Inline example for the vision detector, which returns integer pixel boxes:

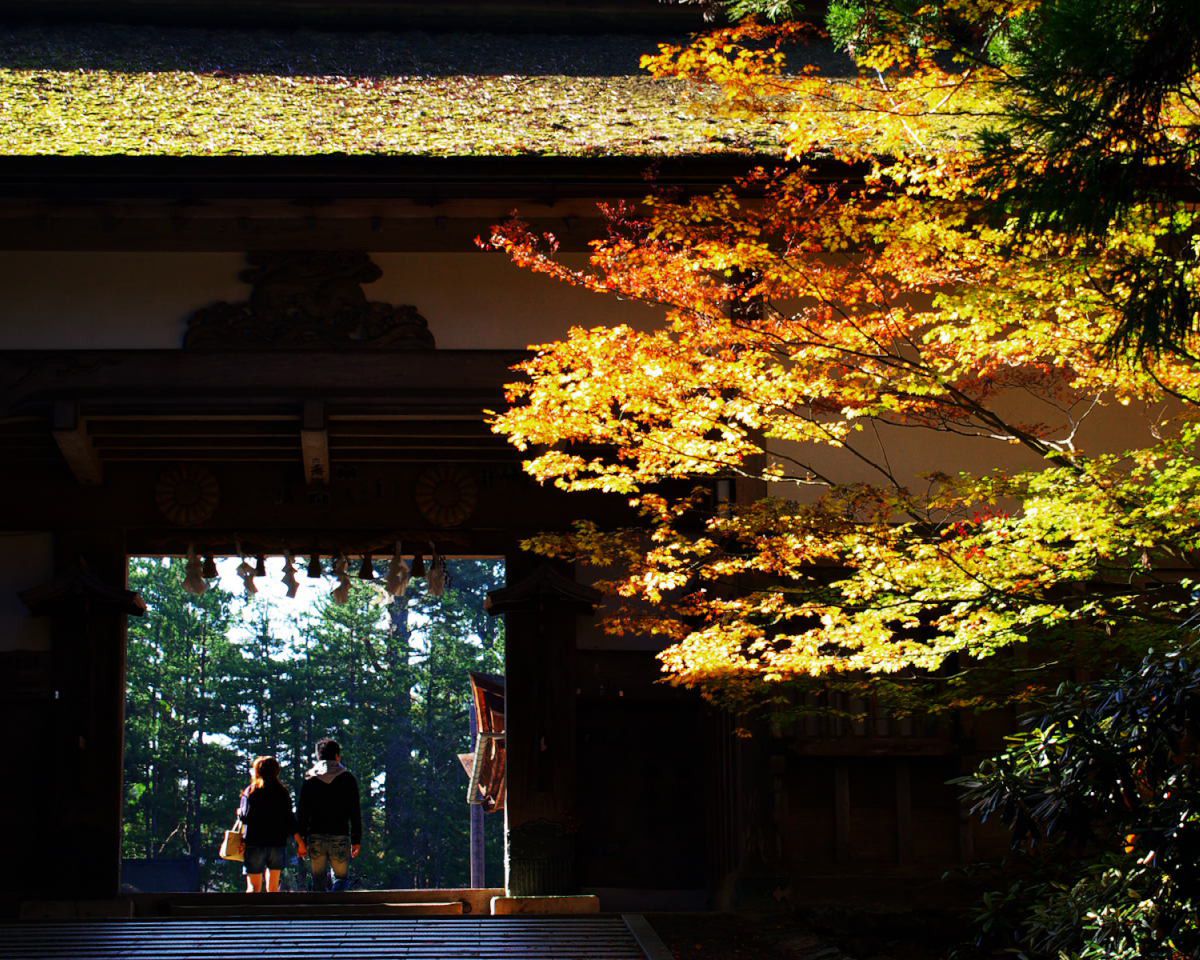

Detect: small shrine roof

[0,24,848,158]
[486,565,601,615]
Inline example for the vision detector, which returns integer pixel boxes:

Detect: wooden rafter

[51,400,103,485]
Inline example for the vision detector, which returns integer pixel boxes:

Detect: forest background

[120,556,506,893]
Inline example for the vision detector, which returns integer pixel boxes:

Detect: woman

[237,755,304,892]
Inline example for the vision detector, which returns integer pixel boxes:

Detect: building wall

[0,243,1138,900]
[765,395,1165,497]
[0,252,658,351]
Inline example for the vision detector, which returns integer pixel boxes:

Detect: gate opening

[120,554,505,893]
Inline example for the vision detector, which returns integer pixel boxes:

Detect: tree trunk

[384,594,415,888]
[189,630,208,860]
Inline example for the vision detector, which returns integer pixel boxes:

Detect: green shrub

[956,650,1200,959]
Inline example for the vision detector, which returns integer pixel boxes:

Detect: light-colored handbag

[219,818,245,862]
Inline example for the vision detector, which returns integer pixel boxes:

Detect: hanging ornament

[411,552,426,579]
[281,551,300,599]
[307,550,322,578]
[385,542,411,597]
[235,541,257,596]
[357,551,376,581]
[236,559,257,596]
[183,544,208,596]
[202,554,218,579]
[426,544,447,598]
[331,554,352,604]
[254,554,267,577]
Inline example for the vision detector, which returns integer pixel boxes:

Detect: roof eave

[0,153,857,202]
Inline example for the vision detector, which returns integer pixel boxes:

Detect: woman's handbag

[218,818,245,862]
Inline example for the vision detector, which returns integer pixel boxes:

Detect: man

[296,737,362,892]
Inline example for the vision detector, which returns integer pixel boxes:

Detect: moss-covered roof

[0,25,798,157]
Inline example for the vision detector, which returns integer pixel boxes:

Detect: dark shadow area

[649,909,970,960]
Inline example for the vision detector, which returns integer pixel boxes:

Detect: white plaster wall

[766,396,1166,498]
[0,252,659,350]
[0,253,246,348]
[371,253,660,348]
[0,532,53,651]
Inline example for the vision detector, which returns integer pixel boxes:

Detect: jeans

[309,833,351,892]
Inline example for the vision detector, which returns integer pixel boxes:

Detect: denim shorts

[243,844,286,875]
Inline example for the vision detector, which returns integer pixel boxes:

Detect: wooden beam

[0,215,609,253]
[0,155,781,204]
[1,349,522,416]
[51,401,103,485]
[300,400,329,486]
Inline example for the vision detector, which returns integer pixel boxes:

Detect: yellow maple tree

[488,0,1200,712]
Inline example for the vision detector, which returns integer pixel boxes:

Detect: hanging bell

[411,553,426,578]
[202,554,218,579]
[307,551,322,578]
[254,554,267,577]
[357,552,376,581]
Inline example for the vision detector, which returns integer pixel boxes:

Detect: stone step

[171,899,466,917]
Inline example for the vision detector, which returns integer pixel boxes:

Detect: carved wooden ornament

[184,251,435,351]
[415,466,478,528]
[155,465,220,526]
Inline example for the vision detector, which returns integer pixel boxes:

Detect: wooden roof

[486,565,601,615]
[0,22,850,159]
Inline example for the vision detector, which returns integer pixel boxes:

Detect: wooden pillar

[21,530,141,900]
[895,760,914,865]
[468,703,486,888]
[706,706,748,909]
[833,761,850,864]
[487,561,598,896]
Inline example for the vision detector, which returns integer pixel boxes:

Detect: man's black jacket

[297,762,363,844]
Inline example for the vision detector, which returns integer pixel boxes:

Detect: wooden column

[487,561,598,896]
[834,761,850,864]
[21,531,142,900]
[895,760,914,865]
[468,704,486,888]
[706,706,748,909]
